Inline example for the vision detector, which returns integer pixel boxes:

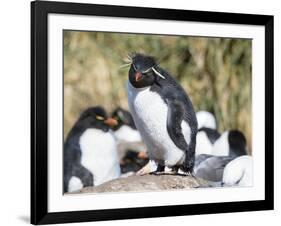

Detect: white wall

[0,0,279,225]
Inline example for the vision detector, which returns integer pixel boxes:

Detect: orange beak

[137,151,148,159]
[135,72,142,82]
[104,118,118,127]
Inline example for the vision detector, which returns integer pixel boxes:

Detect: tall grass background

[64,31,252,152]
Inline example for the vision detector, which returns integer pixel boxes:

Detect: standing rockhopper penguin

[64,107,121,193]
[127,53,198,174]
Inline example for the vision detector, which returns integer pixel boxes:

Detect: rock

[68,174,209,194]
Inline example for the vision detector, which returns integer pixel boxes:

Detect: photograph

[63,30,253,195]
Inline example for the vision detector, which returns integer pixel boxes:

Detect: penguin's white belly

[212,131,229,156]
[222,155,253,187]
[79,129,121,186]
[195,131,213,155]
[128,83,190,167]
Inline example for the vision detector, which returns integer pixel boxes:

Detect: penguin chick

[212,130,248,157]
[222,155,253,187]
[127,53,198,174]
[64,106,121,193]
[111,107,142,143]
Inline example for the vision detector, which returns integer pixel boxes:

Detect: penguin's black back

[150,66,198,137]
[150,66,198,171]
[228,130,247,157]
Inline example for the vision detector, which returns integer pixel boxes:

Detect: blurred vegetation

[64,31,252,151]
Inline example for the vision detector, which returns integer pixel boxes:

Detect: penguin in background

[110,107,148,175]
[196,127,221,155]
[120,150,149,174]
[111,107,142,143]
[222,155,253,187]
[196,111,217,130]
[195,111,221,156]
[212,130,248,157]
[194,129,248,182]
[127,53,198,174]
[64,107,121,193]
[194,155,234,182]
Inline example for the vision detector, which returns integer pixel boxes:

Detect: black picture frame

[31,0,274,225]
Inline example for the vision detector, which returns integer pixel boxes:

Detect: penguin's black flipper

[73,165,94,188]
[166,98,188,151]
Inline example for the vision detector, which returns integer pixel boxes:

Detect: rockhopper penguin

[111,107,142,143]
[111,107,147,174]
[127,53,198,174]
[64,107,121,193]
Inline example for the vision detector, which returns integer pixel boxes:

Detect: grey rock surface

[68,174,209,194]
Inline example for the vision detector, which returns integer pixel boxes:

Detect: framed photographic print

[31,0,274,224]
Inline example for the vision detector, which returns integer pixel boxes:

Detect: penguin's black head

[228,130,247,157]
[111,107,136,130]
[78,106,118,132]
[128,53,165,88]
[120,150,149,173]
